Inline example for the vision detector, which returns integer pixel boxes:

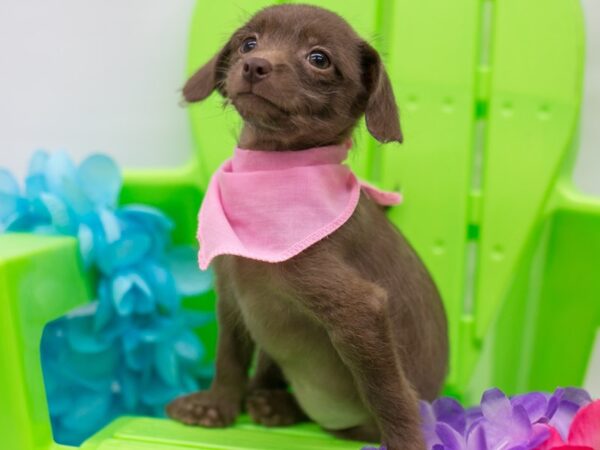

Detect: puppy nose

[242,57,272,83]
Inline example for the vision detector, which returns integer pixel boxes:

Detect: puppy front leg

[283,255,425,450]
[166,281,254,427]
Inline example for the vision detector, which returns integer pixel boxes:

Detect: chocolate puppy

[167,5,448,450]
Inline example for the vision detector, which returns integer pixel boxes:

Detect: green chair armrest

[0,234,90,450]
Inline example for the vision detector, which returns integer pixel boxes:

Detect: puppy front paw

[245,388,308,427]
[166,390,240,427]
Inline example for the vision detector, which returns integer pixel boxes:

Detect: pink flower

[535,400,600,450]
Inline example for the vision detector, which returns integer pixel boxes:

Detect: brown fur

[167,5,448,450]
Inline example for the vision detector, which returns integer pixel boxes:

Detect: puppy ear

[182,43,231,103]
[360,42,403,144]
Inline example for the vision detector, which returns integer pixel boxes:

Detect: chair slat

[381,0,481,387]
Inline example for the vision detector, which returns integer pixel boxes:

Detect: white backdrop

[0,1,598,395]
[0,0,196,174]
[577,0,600,195]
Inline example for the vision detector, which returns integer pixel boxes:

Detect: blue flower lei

[0,151,214,445]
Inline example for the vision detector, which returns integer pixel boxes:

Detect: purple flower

[468,388,550,450]
[416,387,593,450]
[421,398,467,449]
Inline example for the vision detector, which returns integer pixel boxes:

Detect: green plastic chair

[1,0,598,448]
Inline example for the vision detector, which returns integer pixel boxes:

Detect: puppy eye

[308,51,331,69]
[240,37,258,54]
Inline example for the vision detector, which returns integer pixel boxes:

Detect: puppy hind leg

[246,350,309,426]
[248,349,288,391]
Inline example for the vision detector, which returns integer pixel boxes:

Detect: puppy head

[184,4,402,147]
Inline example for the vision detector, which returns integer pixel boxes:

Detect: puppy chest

[237,287,324,360]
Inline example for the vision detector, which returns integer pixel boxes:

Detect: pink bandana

[197,142,402,269]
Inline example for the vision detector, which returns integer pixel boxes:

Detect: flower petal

[111,274,135,316]
[77,223,95,267]
[533,425,566,450]
[141,262,178,314]
[512,404,534,435]
[528,423,552,449]
[94,280,114,331]
[119,369,139,410]
[117,205,173,257]
[568,400,600,449]
[0,168,22,221]
[546,389,564,421]
[174,331,203,362]
[481,388,512,423]
[466,424,487,450]
[420,400,436,427]
[124,342,152,370]
[25,150,49,197]
[39,192,75,234]
[46,151,92,215]
[66,314,112,353]
[118,205,173,239]
[562,388,592,408]
[155,341,179,387]
[78,154,121,208]
[28,149,49,173]
[166,246,213,296]
[0,167,21,195]
[111,271,153,316]
[434,397,466,434]
[551,400,583,441]
[436,422,466,450]
[97,219,152,274]
[465,407,484,434]
[512,392,548,423]
[98,208,121,244]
